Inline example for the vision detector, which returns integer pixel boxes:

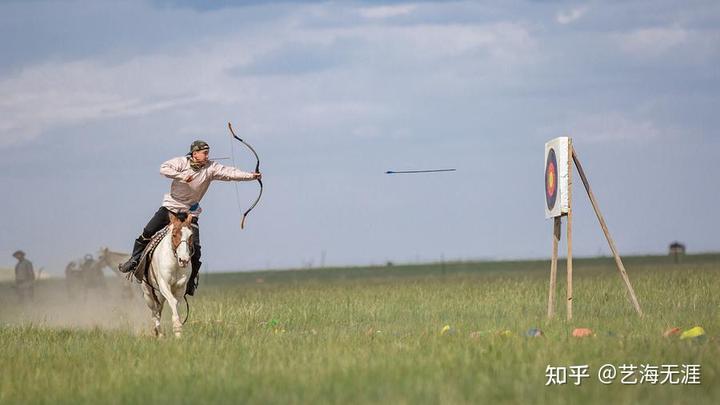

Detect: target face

[544,137,570,219]
[545,148,558,211]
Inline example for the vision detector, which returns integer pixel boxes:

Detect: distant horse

[141,212,194,338]
[64,255,107,301]
[96,248,134,299]
[96,248,130,276]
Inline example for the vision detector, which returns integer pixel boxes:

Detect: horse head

[169,212,194,268]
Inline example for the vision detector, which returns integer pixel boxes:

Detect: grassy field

[1,254,718,404]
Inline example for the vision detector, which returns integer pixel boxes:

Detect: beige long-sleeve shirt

[160,156,255,216]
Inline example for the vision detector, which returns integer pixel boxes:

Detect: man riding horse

[118,140,261,295]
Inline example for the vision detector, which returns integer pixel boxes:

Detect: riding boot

[120,207,172,274]
[186,260,201,296]
[186,220,201,296]
[118,234,152,273]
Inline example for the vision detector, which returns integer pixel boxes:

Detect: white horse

[142,213,194,338]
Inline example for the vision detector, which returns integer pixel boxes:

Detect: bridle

[173,239,194,259]
[171,223,195,260]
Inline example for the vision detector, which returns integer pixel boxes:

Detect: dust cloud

[0,276,152,334]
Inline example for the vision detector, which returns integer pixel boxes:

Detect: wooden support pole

[566,140,574,321]
[571,148,643,316]
[547,216,561,319]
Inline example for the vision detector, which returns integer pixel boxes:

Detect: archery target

[545,149,558,211]
[545,137,570,218]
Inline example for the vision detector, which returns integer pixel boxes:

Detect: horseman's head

[169,212,194,268]
[188,140,210,169]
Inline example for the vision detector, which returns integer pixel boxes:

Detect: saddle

[130,226,170,283]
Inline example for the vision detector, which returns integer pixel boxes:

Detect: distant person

[12,250,35,303]
[80,254,95,271]
[65,260,83,300]
[65,261,78,278]
[81,254,106,290]
[118,140,261,296]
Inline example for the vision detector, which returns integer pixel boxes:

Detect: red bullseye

[545,148,558,210]
[546,162,556,197]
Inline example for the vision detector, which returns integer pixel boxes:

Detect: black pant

[131,207,201,272]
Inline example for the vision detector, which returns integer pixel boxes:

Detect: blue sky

[1,0,718,274]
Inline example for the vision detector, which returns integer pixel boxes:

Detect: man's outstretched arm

[209,161,260,181]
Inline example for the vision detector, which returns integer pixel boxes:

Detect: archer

[118,140,261,296]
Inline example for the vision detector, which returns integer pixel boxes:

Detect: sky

[1,0,719,275]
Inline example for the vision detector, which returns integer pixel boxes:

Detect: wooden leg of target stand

[547,217,561,319]
[572,148,643,316]
[566,210,573,321]
[566,142,574,322]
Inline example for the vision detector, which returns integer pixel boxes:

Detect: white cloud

[617,26,689,57]
[551,113,663,144]
[556,6,588,25]
[0,16,535,147]
[358,4,416,19]
[310,22,536,67]
[0,54,229,146]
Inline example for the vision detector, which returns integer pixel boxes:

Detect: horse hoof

[174,332,182,338]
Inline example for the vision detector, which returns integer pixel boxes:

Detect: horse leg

[156,279,182,338]
[171,286,188,337]
[141,283,165,338]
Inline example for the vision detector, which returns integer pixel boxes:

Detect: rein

[171,219,194,258]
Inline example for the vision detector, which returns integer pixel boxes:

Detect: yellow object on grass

[680,326,705,340]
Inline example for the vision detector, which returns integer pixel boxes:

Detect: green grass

[1,254,718,404]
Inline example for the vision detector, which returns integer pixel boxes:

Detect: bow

[228,122,263,229]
